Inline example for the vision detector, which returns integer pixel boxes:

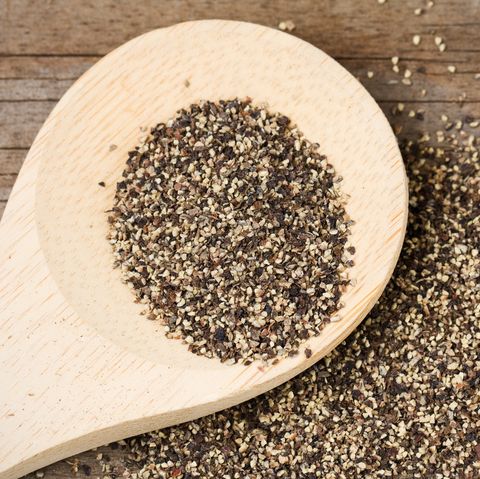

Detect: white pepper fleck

[278,20,296,32]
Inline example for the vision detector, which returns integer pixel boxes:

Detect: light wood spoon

[0,20,407,478]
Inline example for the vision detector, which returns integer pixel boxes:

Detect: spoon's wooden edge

[0,19,408,479]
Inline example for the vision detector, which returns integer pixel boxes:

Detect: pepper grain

[108,98,353,364]
[101,121,480,479]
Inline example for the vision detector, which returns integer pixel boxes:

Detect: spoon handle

[0,215,238,479]
[0,216,70,478]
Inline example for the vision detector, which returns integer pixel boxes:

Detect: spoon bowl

[0,20,407,478]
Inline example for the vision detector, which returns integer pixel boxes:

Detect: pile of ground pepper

[95,124,479,478]
[108,98,353,364]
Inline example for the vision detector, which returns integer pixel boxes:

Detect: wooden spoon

[0,20,407,478]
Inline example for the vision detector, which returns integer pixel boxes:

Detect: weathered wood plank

[1,0,480,57]
[24,444,129,479]
[0,149,26,174]
[353,58,480,102]
[379,100,480,141]
[0,175,14,200]
[1,56,480,102]
[0,101,55,148]
[0,56,97,79]
[0,79,75,100]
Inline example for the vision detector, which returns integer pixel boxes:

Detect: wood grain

[1,0,480,57]
[2,55,480,102]
[0,150,25,174]
[0,175,13,201]
[0,101,56,148]
[0,0,478,477]
[0,56,97,79]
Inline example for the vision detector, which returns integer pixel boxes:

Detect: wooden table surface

[1,0,479,477]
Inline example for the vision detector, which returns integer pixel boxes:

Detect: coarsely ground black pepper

[108,98,353,364]
[97,123,479,479]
